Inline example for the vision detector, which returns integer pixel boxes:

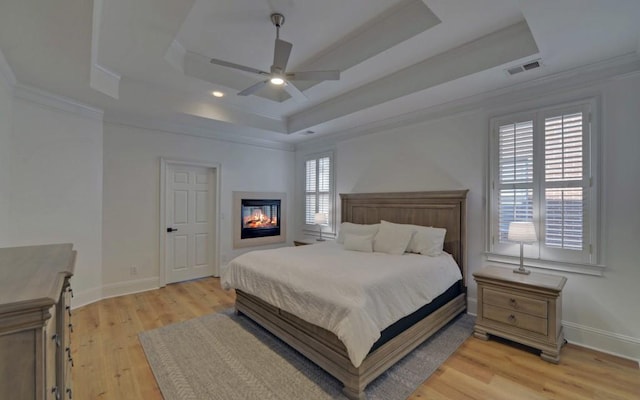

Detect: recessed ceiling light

[212,91,224,97]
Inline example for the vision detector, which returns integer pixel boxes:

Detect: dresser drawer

[483,288,547,318]
[484,304,548,335]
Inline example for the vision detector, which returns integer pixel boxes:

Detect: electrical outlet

[130,265,138,276]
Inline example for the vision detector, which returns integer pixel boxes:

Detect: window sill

[485,253,605,276]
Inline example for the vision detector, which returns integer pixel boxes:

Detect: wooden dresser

[473,266,566,363]
[0,244,76,399]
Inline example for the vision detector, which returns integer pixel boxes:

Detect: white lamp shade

[314,213,328,225]
[508,221,537,243]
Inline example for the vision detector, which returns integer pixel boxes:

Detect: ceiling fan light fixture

[270,76,285,85]
[207,13,340,100]
[211,91,224,97]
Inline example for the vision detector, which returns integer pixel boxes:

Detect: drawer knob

[508,314,517,324]
[509,298,519,309]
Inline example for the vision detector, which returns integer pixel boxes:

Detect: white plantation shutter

[304,153,333,228]
[497,120,534,242]
[318,156,331,219]
[305,159,317,224]
[489,100,598,268]
[543,112,584,250]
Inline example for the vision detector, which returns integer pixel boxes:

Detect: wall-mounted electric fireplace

[233,192,286,248]
[241,199,281,239]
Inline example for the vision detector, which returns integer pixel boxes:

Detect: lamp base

[513,267,531,275]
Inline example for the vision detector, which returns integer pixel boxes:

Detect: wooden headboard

[340,190,468,283]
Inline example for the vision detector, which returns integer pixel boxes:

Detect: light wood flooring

[71,277,639,400]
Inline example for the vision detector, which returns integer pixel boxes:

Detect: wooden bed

[235,190,468,399]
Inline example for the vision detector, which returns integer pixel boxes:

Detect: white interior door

[165,164,215,284]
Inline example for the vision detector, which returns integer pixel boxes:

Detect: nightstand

[473,266,567,363]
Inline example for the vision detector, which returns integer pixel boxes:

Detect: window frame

[487,98,603,275]
[303,150,335,237]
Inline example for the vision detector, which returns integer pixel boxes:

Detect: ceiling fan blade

[210,58,269,76]
[282,81,307,102]
[286,70,340,81]
[238,80,268,96]
[273,39,292,72]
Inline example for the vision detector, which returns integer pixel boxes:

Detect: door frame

[159,158,222,286]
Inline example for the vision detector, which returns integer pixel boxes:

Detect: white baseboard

[466,297,478,316]
[71,286,102,309]
[101,277,160,301]
[563,321,640,365]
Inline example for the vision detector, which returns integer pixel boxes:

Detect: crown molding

[296,52,640,151]
[0,47,16,88]
[90,0,120,99]
[12,81,292,151]
[13,84,104,121]
[104,111,295,152]
[90,63,120,99]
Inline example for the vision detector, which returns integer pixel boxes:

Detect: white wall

[102,122,295,295]
[313,72,640,361]
[9,94,104,306]
[0,69,12,246]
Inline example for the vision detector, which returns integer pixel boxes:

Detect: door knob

[167,227,178,232]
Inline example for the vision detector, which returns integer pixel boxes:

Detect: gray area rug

[139,309,474,400]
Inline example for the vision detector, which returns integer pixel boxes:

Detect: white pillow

[407,225,447,256]
[373,220,415,255]
[336,222,380,244]
[343,233,374,253]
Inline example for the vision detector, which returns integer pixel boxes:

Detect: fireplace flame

[244,210,278,228]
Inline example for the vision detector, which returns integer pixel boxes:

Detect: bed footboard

[235,290,466,399]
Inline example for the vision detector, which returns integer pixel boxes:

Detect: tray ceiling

[0,0,639,145]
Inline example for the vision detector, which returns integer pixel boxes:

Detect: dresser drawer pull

[68,323,74,333]
[509,298,519,309]
[52,333,60,347]
[67,388,73,399]
[508,314,517,324]
[68,355,74,367]
[52,386,61,400]
[66,305,72,317]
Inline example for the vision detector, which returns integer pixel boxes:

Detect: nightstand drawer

[484,304,548,335]
[483,288,547,318]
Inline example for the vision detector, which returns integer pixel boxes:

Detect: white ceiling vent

[506,59,542,76]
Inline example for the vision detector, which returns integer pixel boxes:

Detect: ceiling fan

[209,13,340,101]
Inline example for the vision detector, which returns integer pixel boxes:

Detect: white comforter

[221,242,462,367]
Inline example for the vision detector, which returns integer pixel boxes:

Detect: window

[304,152,333,232]
[488,99,600,271]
